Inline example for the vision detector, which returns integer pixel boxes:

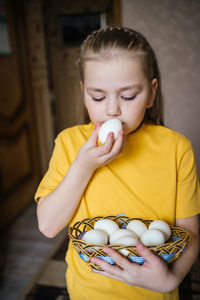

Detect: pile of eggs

[82,219,171,254]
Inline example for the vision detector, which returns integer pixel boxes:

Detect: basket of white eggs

[68,215,189,271]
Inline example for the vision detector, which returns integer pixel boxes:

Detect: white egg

[98,119,123,144]
[127,220,147,237]
[94,219,119,236]
[110,229,138,244]
[140,229,165,246]
[113,235,138,256]
[82,229,108,245]
[82,229,108,253]
[148,220,171,241]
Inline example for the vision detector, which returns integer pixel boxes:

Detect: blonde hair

[77,26,164,125]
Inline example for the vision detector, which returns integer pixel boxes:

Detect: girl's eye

[122,95,137,101]
[92,96,105,101]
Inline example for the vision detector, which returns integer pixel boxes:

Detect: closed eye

[121,95,137,101]
[92,96,105,101]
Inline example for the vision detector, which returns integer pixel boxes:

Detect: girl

[35,26,200,300]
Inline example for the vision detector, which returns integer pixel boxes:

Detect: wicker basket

[68,215,189,271]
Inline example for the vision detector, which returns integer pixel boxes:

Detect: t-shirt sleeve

[176,140,200,218]
[34,133,70,202]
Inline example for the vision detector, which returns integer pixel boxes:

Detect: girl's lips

[99,120,126,128]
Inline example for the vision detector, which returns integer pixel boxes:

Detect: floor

[1,203,200,300]
[0,202,67,300]
[22,237,70,300]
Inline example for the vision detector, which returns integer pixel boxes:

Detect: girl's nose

[106,99,121,116]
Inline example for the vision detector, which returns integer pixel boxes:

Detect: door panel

[0,125,32,193]
[0,0,40,230]
[44,0,121,134]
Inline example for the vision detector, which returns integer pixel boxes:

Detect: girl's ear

[146,78,158,108]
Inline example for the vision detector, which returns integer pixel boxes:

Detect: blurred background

[0,0,199,299]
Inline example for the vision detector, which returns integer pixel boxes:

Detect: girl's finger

[87,122,101,146]
[102,130,125,160]
[95,132,115,156]
[136,243,161,265]
[90,256,123,277]
[91,268,123,282]
[90,129,125,163]
[102,247,132,271]
[111,130,126,154]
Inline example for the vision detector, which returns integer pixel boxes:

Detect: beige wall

[122,0,200,175]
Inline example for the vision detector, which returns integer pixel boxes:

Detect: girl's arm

[169,215,199,286]
[37,124,126,238]
[91,215,199,293]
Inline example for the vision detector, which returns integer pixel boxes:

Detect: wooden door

[43,0,121,134]
[0,0,40,230]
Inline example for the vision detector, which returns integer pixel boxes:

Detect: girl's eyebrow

[87,84,142,93]
[118,84,142,92]
[87,87,105,92]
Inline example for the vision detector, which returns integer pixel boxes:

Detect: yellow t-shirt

[35,122,200,300]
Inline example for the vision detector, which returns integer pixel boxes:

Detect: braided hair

[77,26,164,125]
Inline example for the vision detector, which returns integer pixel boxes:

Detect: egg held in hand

[98,119,123,144]
[94,219,119,236]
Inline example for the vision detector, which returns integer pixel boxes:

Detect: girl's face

[81,54,157,134]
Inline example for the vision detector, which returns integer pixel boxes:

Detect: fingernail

[91,267,96,273]
[136,243,144,252]
[95,122,100,129]
[102,247,110,254]
[118,130,125,137]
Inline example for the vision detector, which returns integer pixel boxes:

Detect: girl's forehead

[84,48,144,62]
[83,55,149,88]
[83,54,145,77]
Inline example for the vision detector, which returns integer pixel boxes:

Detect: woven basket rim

[69,215,189,248]
[68,215,189,269]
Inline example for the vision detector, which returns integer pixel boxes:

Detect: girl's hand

[76,122,126,172]
[91,243,178,293]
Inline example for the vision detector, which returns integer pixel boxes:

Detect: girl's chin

[127,122,144,134]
